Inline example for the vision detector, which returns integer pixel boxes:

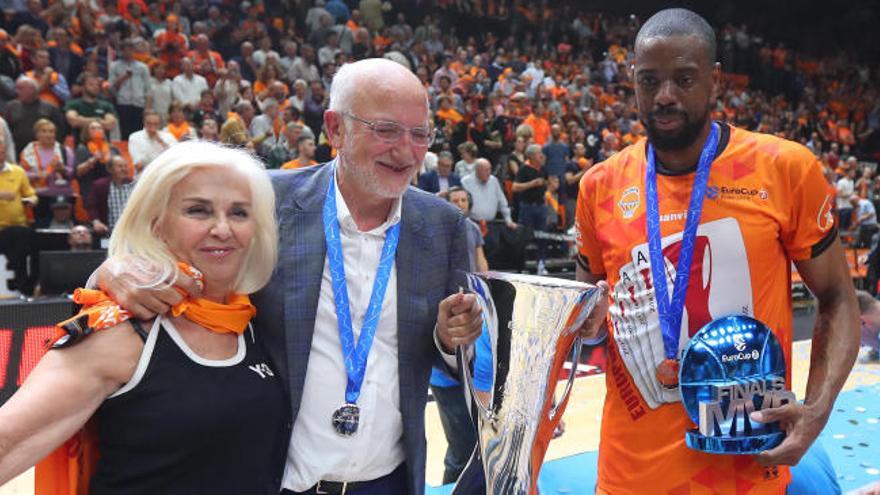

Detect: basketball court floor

[1,314,878,494]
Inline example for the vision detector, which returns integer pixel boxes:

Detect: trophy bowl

[452,272,601,495]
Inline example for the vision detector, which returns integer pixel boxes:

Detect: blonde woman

[19,118,74,194]
[0,141,285,493]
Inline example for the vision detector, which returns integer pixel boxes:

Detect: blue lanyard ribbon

[323,168,401,404]
[646,123,719,360]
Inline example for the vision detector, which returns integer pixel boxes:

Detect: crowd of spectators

[0,0,879,293]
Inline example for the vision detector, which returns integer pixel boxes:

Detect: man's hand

[751,402,826,466]
[436,291,482,353]
[95,256,202,319]
[91,219,109,236]
[505,220,518,230]
[579,280,610,340]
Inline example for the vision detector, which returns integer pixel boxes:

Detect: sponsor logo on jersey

[706,184,769,201]
[660,211,688,223]
[618,186,640,219]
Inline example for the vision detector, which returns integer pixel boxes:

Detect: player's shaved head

[635,8,716,64]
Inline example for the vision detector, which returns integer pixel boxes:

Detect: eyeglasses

[343,112,434,146]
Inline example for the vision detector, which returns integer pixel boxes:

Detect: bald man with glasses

[97,59,597,494]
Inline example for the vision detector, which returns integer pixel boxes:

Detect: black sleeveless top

[89,318,287,494]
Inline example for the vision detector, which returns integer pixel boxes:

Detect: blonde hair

[109,141,278,294]
[32,118,56,135]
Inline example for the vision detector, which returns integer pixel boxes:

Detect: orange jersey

[576,124,835,494]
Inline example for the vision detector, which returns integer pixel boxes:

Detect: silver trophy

[452,272,601,495]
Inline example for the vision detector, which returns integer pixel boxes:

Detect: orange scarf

[38,263,256,495]
[166,121,191,141]
[545,191,565,229]
[86,139,110,164]
[50,263,255,347]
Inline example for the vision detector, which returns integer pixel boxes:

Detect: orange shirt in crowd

[281,157,317,170]
[155,30,188,77]
[837,126,855,146]
[436,107,463,126]
[523,113,550,145]
[188,49,225,87]
[25,69,63,107]
[577,124,834,495]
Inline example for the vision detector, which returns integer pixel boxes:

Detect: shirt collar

[333,164,402,235]
[0,161,10,173]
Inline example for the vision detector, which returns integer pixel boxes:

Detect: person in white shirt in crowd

[850,193,879,248]
[108,39,152,139]
[289,44,320,83]
[279,40,301,79]
[171,57,208,110]
[837,161,857,230]
[250,98,283,156]
[128,110,177,176]
[148,62,174,124]
[213,61,250,118]
[318,31,342,68]
[252,35,280,69]
[454,141,478,178]
[461,158,517,228]
[288,79,309,114]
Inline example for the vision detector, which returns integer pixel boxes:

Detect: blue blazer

[417,170,461,194]
[253,163,469,495]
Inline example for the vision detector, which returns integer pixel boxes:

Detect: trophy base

[685,429,785,454]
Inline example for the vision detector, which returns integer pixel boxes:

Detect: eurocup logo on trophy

[451,272,600,495]
[679,315,796,454]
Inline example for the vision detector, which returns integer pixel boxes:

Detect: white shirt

[283,171,406,491]
[171,73,209,108]
[149,78,173,122]
[836,177,854,210]
[856,198,877,226]
[128,129,177,173]
[109,59,151,107]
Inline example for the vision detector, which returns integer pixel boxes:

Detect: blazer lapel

[280,164,332,422]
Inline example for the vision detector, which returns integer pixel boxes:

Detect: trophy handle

[458,274,497,422]
[548,337,583,420]
[458,342,494,422]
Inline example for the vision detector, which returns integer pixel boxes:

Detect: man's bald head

[329,58,427,116]
[635,8,716,65]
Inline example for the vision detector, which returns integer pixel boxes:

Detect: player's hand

[96,256,202,319]
[505,220,518,230]
[578,281,610,340]
[751,402,826,466]
[859,481,880,495]
[436,291,482,353]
